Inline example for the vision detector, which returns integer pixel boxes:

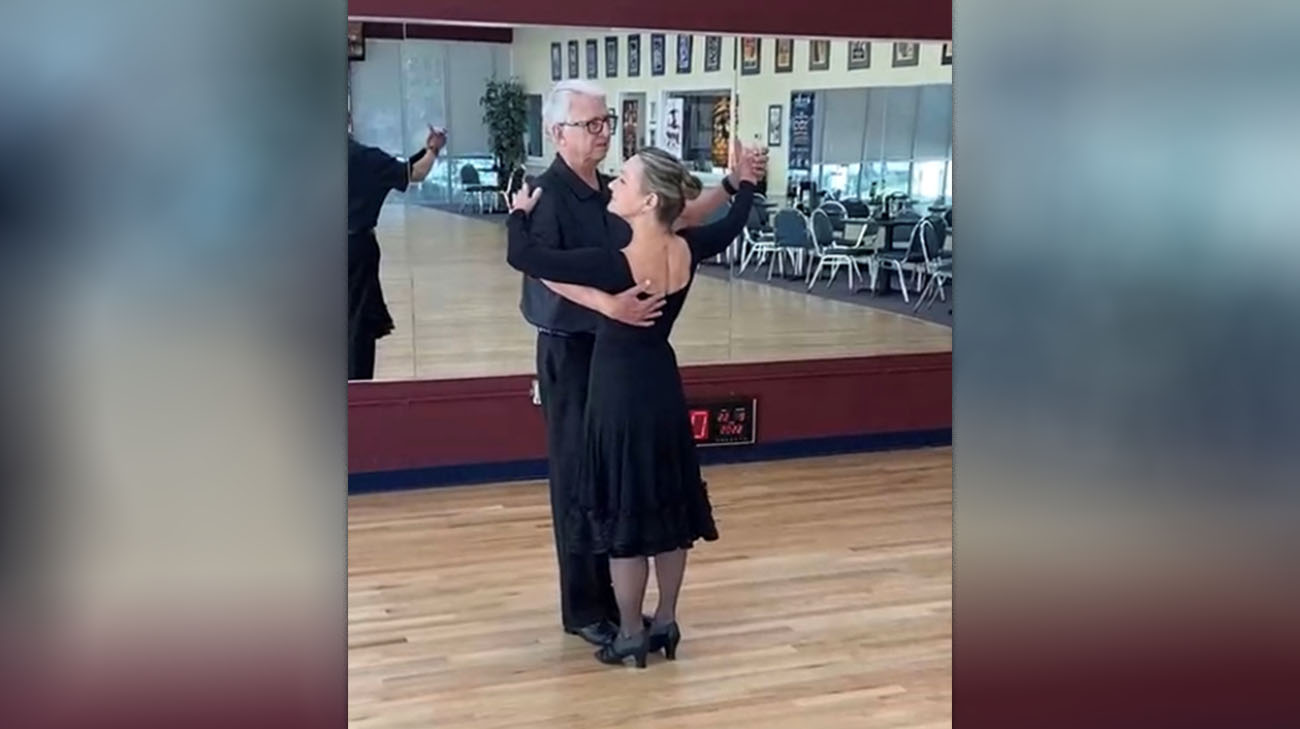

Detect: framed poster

[710,96,730,167]
[809,40,830,71]
[347,22,365,61]
[661,97,684,158]
[648,100,658,146]
[550,42,562,80]
[766,105,783,147]
[704,36,723,72]
[621,97,642,160]
[941,42,953,65]
[606,36,619,77]
[676,34,693,74]
[651,33,666,76]
[892,42,920,68]
[628,34,641,77]
[567,40,579,78]
[848,41,871,70]
[740,37,761,75]
[775,38,793,73]
[586,39,598,78]
[788,92,815,171]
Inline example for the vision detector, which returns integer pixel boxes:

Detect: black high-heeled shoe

[594,631,650,668]
[647,622,682,661]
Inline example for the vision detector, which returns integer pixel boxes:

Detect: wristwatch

[722,177,739,196]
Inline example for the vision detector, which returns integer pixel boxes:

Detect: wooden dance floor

[370,204,952,381]
[349,449,953,728]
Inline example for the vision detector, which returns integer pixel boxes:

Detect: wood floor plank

[349,449,952,728]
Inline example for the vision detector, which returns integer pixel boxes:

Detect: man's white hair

[543,79,607,132]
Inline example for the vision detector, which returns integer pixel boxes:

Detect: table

[876,217,919,252]
[844,217,874,247]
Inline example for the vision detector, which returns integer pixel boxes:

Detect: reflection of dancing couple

[509,80,766,668]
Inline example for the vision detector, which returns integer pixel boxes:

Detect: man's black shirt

[517,155,633,334]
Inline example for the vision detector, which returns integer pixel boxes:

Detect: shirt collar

[549,155,606,201]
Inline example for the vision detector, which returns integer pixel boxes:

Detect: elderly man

[513,79,766,646]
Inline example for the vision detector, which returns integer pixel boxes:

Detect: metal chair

[768,208,811,280]
[841,199,870,218]
[819,200,849,237]
[458,164,496,214]
[738,204,776,274]
[873,218,933,303]
[807,208,866,291]
[914,259,951,311]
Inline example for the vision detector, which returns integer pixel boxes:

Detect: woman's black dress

[507,183,755,558]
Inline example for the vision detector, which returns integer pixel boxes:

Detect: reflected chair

[458,163,496,214]
[769,208,811,280]
[873,217,938,303]
[807,208,869,291]
[738,204,776,274]
[914,259,951,311]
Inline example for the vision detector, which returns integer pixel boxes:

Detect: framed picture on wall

[651,34,666,76]
[347,22,365,61]
[809,40,830,71]
[606,37,619,77]
[704,36,722,72]
[710,97,731,167]
[622,97,642,160]
[766,105,783,147]
[550,42,562,81]
[788,92,815,171]
[586,39,599,78]
[567,40,579,78]
[941,42,953,65]
[628,34,641,77]
[892,42,920,68]
[676,34,693,74]
[775,38,794,73]
[740,37,761,75]
[848,41,871,70]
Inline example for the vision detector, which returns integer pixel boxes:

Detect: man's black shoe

[565,620,618,646]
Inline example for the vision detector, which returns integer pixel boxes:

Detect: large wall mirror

[347,22,952,382]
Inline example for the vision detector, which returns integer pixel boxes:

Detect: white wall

[512,27,951,191]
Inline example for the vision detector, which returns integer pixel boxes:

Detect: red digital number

[689,409,710,441]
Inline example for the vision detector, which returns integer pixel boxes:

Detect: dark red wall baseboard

[349,352,952,479]
[347,0,950,42]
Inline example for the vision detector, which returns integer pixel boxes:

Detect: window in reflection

[912,160,947,203]
[526,94,544,157]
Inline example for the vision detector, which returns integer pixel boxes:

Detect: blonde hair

[636,147,703,225]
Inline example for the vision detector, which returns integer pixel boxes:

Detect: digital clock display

[687,399,757,447]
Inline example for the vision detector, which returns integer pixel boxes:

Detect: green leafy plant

[480,78,528,190]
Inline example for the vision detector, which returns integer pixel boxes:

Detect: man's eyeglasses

[560,114,619,135]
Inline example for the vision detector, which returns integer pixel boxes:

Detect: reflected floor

[373,204,952,381]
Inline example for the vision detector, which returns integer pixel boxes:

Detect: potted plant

[480,79,528,209]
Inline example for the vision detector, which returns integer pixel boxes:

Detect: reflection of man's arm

[676,184,731,230]
[676,142,767,230]
[408,127,447,182]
